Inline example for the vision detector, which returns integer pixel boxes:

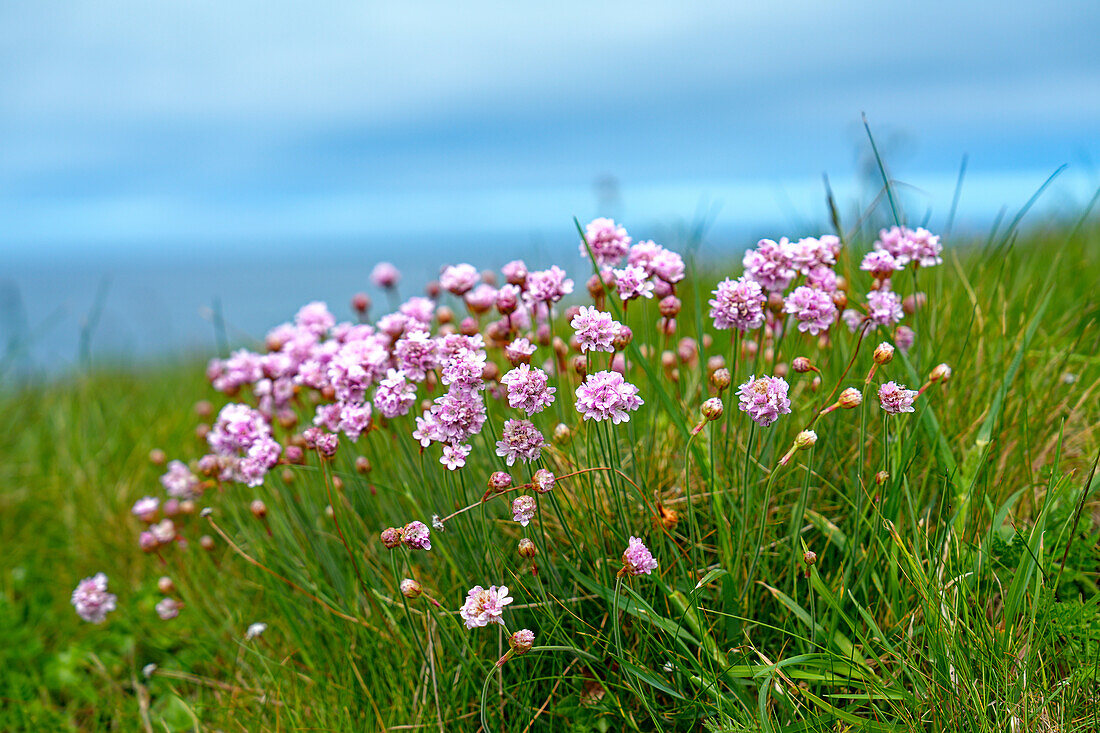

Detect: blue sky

[1,1,1098,251]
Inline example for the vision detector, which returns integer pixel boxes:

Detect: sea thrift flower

[805,265,839,292]
[930,363,953,382]
[838,387,863,409]
[502,260,528,285]
[495,419,546,466]
[373,369,418,419]
[575,370,644,424]
[460,585,514,629]
[500,364,556,414]
[495,284,520,314]
[875,226,943,268]
[867,289,904,327]
[841,308,865,333]
[878,381,918,414]
[709,276,765,332]
[400,579,423,599]
[150,519,176,545]
[512,495,537,526]
[295,301,335,338]
[440,263,480,295]
[861,250,901,279]
[155,597,182,620]
[487,471,513,492]
[207,403,281,487]
[873,342,895,364]
[160,460,200,499]
[524,266,574,305]
[894,325,916,352]
[629,241,685,283]
[532,468,556,493]
[737,375,792,427]
[402,521,432,551]
[380,527,403,548]
[505,337,537,365]
[440,443,472,470]
[71,573,117,623]
[131,496,160,522]
[788,236,838,274]
[620,536,659,577]
[371,262,400,288]
[612,264,654,301]
[744,238,797,292]
[783,286,838,335]
[393,330,439,381]
[583,217,632,266]
[570,305,622,353]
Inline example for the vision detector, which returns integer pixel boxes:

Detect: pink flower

[208,403,281,487]
[841,308,865,333]
[532,468,556,493]
[570,305,622,353]
[583,217,632,266]
[787,236,837,274]
[783,285,838,335]
[612,264,654,301]
[867,289,904,327]
[440,263,480,295]
[131,496,160,522]
[621,536,658,576]
[524,266,574,305]
[338,401,372,441]
[465,283,498,313]
[512,495,537,526]
[502,260,529,285]
[894,325,915,353]
[878,381,917,414]
[155,597,182,620]
[744,238,797,292]
[495,419,546,466]
[575,370,644,424]
[374,369,418,419]
[399,296,436,325]
[861,250,901,279]
[402,520,432,550]
[628,241,685,283]
[874,226,943,268]
[393,330,439,381]
[737,375,792,427]
[72,573,117,623]
[460,585,514,629]
[805,265,838,292]
[371,262,400,288]
[294,301,335,338]
[709,276,765,332]
[505,337,537,365]
[440,443,472,471]
[500,364,556,415]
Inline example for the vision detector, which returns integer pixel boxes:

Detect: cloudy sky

[1,1,1098,251]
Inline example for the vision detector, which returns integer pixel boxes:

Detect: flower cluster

[71,573,117,623]
[575,371,644,423]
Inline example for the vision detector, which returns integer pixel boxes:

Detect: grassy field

[3,218,1099,732]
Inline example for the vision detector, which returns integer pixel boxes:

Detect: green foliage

[3,221,1100,732]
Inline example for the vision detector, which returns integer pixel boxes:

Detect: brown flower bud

[792,356,813,373]
[250,500,267,519]
[518,538,538,558]
[199,535,216,551]
[873,342,894,365]
[711,368,732,392]
[149,448,167,466]
[355,456,371,474]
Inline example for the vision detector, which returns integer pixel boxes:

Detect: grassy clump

[2,221,1099,732]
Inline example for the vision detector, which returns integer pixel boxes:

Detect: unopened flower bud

[873,342,894,365]
[701,398,724,421]
[613,326,633,351]
[811,375,822,391]
[380,527,403,549]
[803,550,817,567]
[351,292,371,314]
[661,317,677,336]
[518,538,538,558]
[284,445,304,464]
[195,424,210,441]
[711,367,732,392]
[586,273,605,298]
[774,362,789,378]
[459,317,479,336]
[194,400,213,418]
[280,468,295,483]
[508,629,535,655]
[250,500,267,519]
[149,449,166,466]
[331,476,344,492]
[875,470,890,485]
[552,423,571,445]
[794,430,817,449]
[157,576,175,594]
[659,295,681,318]
[706,355,726,373]
[930,363,952,383]
[572,355,588,377]
[792,357,813,373]
[399,578,422,599]
[488,471,513,492]
[355,456,371,474]
[902,292,927,315]
[199,535,215,551]
[838,387,862,409]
